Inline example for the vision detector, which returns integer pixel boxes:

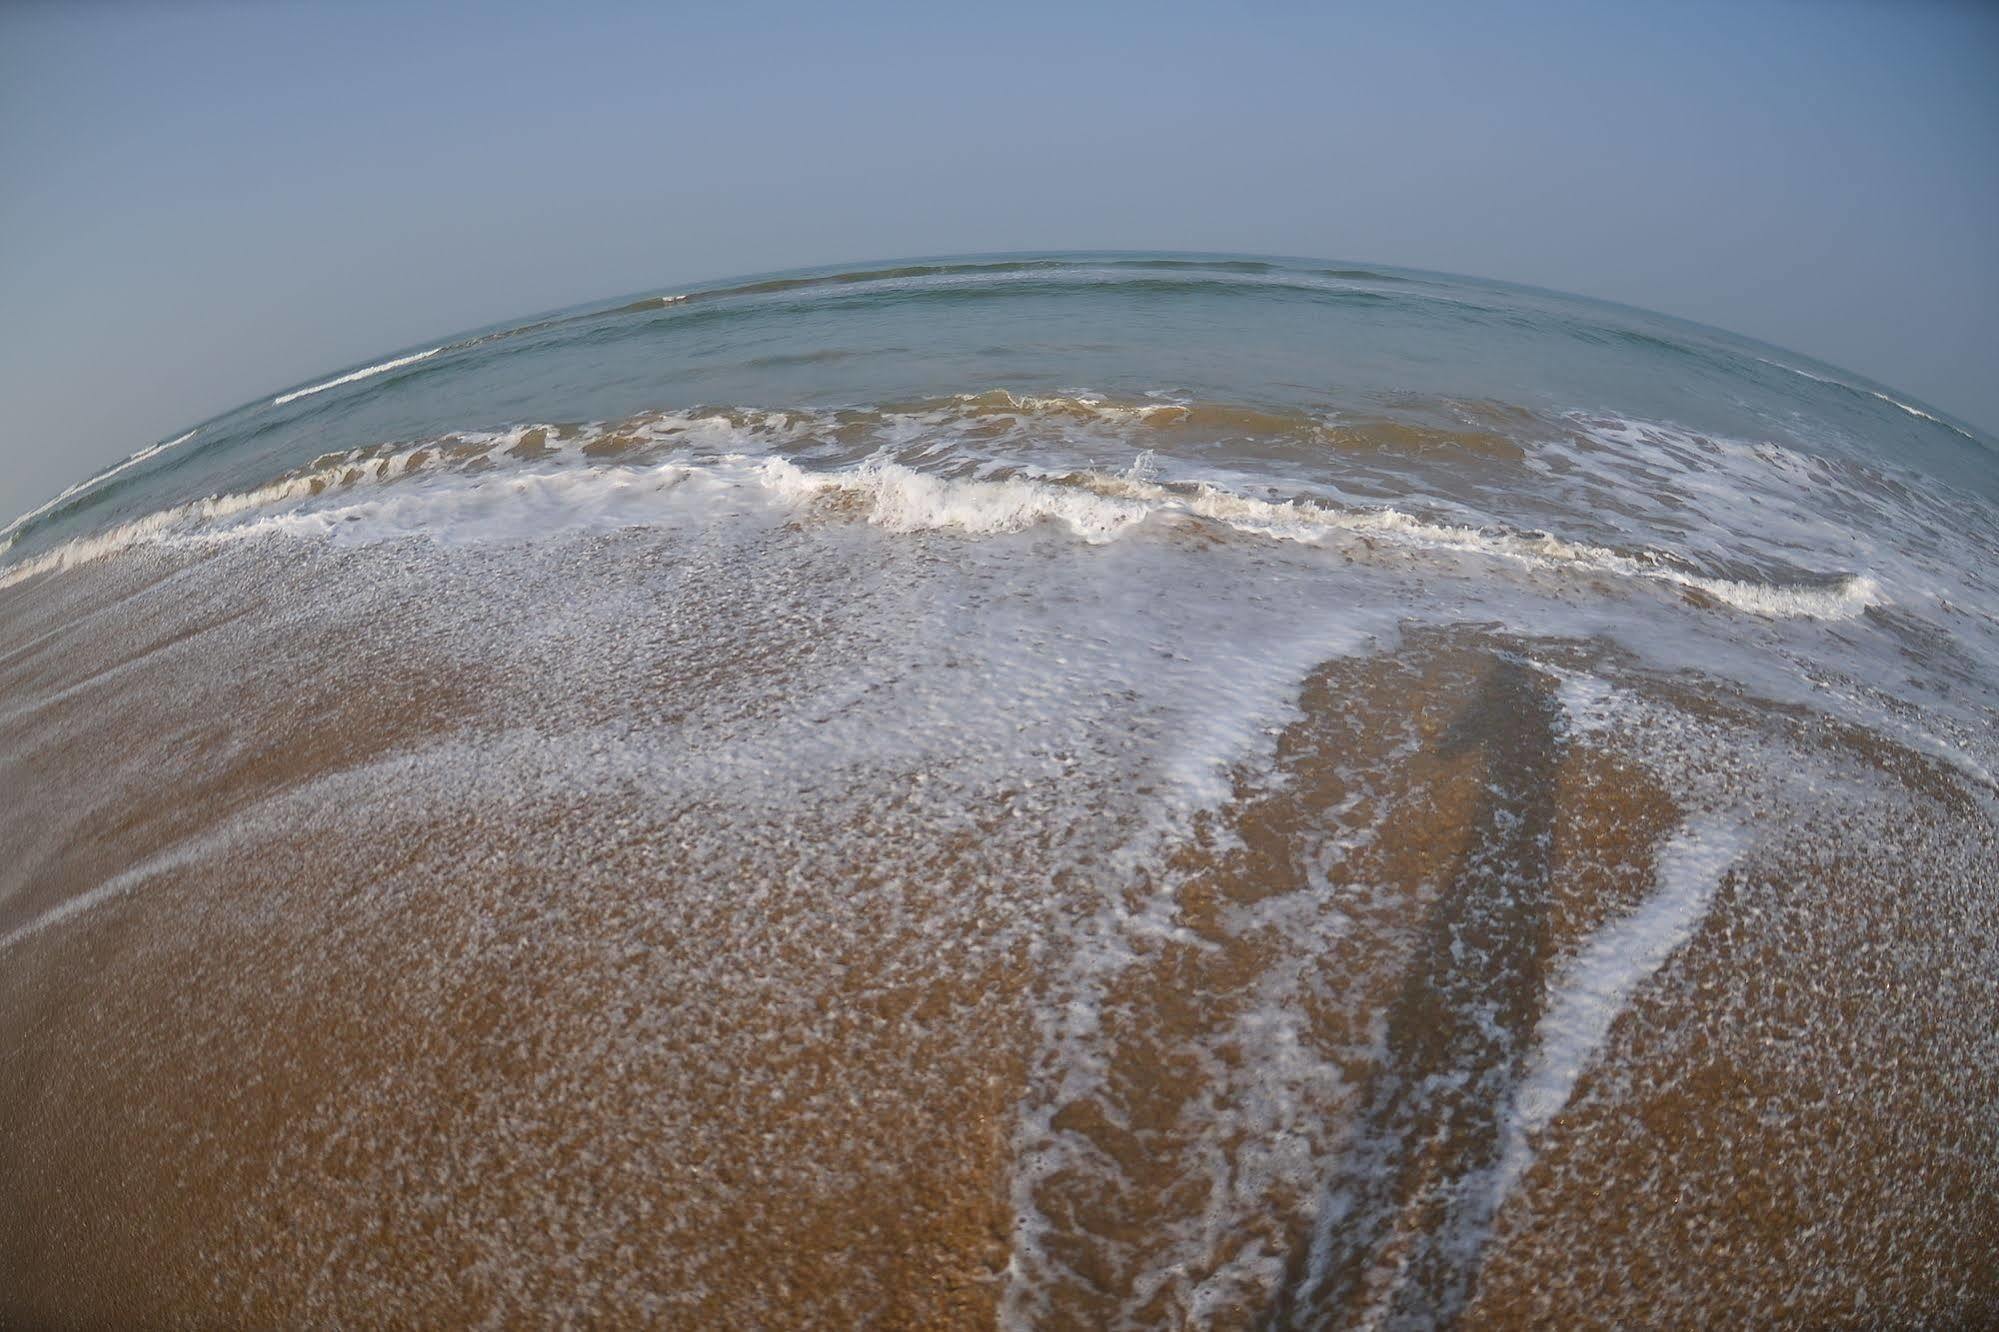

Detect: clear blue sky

[3,0,1994,520]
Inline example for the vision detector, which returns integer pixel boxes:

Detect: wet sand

[2,533,1995,1329]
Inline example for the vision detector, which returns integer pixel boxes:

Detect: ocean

[3,252,1995,1327]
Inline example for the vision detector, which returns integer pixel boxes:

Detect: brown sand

[2,549,1994,1329]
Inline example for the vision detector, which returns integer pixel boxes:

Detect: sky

[3,0,1995,520]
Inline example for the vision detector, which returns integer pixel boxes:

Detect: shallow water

[2,253,1995,1327]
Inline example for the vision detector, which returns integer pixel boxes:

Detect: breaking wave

[0,427,202,542]
[1756,356,1984,443]
[0,405,1885,622]
[272,347,443,406]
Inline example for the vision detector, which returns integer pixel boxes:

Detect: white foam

[756,456,1150,541]
[2,441,1887,626]
[68,428,201,494]
[0,428,202,539]
[1755,356,1843,389]
[225,461,754,550]
[272,347,443,406]
[3,481,106,542]
[761,457,1881,619]
[1494,815,1749,1205]
[0,833,212,952]
[3,386,1989,1321]
[1865,388,1964,433]
[1548,668,1624,736]
[0,469,335,590]
[951,388,1187,425]
[1755,357,1981,443]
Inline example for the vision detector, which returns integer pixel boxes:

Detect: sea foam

[1494,814,1749,1208]
[0,428,201,540]
[0,427,1887,626]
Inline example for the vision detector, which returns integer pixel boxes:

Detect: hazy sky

[3,0,1994,520]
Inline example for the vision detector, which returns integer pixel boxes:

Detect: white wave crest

[1864,388,1959,431]
[1,438,1885,622]
[0,427,203,540]
[757,457,1881,619]
[1755,357,1980,442]
[951,389,1190,425]
[756,457,1151,541]
[0,469,343,591]
[273,347,443,406]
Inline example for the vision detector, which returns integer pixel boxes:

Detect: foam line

[272,347,443,406]
[1,438,1886,622]
[1494,816,1749,1206]
[0,429,201,539]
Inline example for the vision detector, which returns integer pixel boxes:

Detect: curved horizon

[9,247,1991,541]
[8,8,1997,1325]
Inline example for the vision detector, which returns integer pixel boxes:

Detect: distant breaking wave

[0,427,201,541]
[1865,389,1966,432]
[1755,356,1982,443]
[273,347,443,406]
